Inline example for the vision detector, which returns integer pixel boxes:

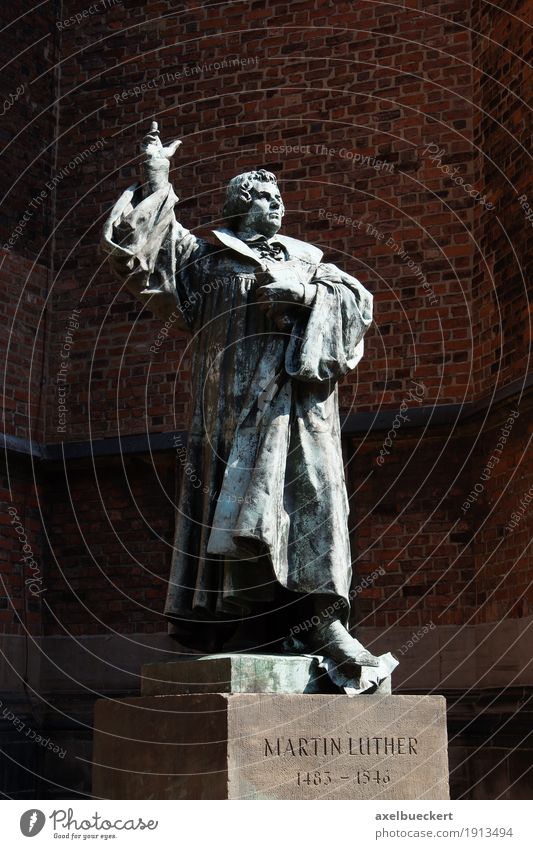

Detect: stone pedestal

[92,655,449,799]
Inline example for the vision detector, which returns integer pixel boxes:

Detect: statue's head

[223,169,285,238]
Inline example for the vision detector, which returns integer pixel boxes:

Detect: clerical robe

[102,183,373,635]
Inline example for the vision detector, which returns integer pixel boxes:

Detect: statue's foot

[307,618,381,670]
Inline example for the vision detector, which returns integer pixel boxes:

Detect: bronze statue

[102,122,397,692]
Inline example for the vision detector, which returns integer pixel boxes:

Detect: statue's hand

[257,264,305,331]
[256,264,306,306]
[141,121,182,161]
[257,278,305,316]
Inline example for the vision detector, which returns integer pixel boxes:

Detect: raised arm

[102,122,204,326]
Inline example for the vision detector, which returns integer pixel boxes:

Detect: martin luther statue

[102,122,396,691]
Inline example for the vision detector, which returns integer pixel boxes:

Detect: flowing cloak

[102,183,373,630]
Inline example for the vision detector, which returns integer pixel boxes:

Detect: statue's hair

[222,169,282,220]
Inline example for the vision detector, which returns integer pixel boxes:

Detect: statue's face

[239,182,285,238]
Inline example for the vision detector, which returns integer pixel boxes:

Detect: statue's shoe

[307,618,381,668]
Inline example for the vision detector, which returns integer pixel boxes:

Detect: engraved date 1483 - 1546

[296,769,391,787]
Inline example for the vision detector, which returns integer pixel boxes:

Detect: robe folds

[102,183,373,632]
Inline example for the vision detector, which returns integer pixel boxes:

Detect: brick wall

[469,402,533,624]
[348,420,477,631]
[469,0,532,625]
[471,0,531,399]
[43,454,175,635]
[0,3,57,260]
[0,253,48,443]
[0,458,45,636]
[1,1,57,641]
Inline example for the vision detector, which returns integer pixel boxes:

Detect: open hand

[141,121,182,161]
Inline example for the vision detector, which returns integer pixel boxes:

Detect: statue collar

[211,228,323,265]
